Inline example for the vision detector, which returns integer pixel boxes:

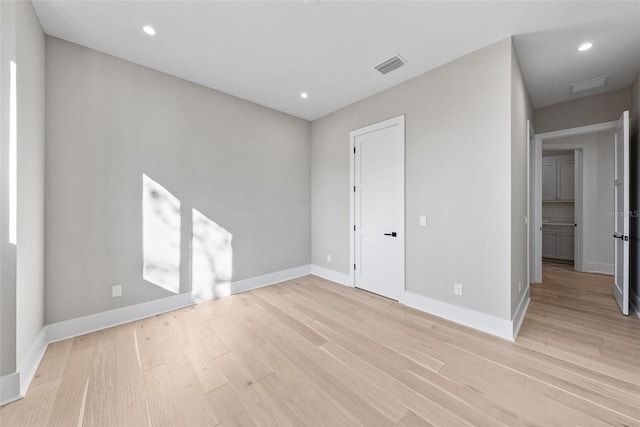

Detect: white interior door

[352,116,404,300]
[613,111,629,315]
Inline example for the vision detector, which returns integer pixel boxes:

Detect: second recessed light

[143,25,156,36]
[300,92,308,99]
[578,42,592,51]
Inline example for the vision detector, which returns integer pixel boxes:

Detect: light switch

[419,216,427,227]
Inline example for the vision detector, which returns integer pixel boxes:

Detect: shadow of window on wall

[142,174,181,293]
[191,208,233,303]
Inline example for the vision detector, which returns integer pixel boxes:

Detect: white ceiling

[32,1,640,121]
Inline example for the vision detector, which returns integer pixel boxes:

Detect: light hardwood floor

[2,269,639,426]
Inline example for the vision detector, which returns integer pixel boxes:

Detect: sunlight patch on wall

[142,174,181,293]
[191,208,233,303]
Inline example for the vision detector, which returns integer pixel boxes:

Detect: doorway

[540,149,578,271]
[531,121,615,282]
[529,113,630,315]
[349,115,405,301]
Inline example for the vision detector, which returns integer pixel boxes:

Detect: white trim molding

[46,292,195,344]
[512,287,531,339]
[311,265,352,287]
[585,262,614,275]
[18,328,47,397]
[536,121,618,141]
[0,373,21,406]
[312,267,530,341]
[232,265,311,294]
[46,264,311,345]
[3,264,312,405]
[399,291,516,341]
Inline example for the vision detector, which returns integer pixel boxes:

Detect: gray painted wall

[15,0,45,370]
[312,38,516,320]
[45,37,311,324]
[534,88,631,133]
[510,44,533,315]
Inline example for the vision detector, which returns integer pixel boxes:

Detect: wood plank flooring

[2,268,639,426]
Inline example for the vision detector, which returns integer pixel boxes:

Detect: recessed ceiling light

[142,25,156,36]
[300,92,308,99]
[578,42,592,52]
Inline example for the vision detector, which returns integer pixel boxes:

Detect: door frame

[527,120,536,284]
[349,115,405,289]
[531,120,618,281]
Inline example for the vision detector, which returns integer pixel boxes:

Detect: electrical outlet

[419,216,427,227]
[112,284,122,298]
[327,254,332,263]
[454,283,463,296]
[519,281,523,293]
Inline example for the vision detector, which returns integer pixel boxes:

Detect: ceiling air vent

[570,75,610,93]
[375,55,406,75]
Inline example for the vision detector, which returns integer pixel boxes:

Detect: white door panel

[360,136,396,183]
[352,116,404,301]
[613,111,629,315]
[360,235,398,283]
[361,186,394,231]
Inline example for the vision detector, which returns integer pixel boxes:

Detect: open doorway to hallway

[540,130,615,276]
[532,125,617,277]
[530,117,631,316]
[541,149,577,271]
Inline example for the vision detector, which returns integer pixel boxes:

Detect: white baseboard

[18,328,47,396]
[512,287,531,339]
[631,289,640,319]
[232,265,311,294]
[585,262,614,275]
[0,373,21,406]
[310,265,352,287]
[399,291,515,341]
[0,329,47,406]
[4,264,313,405]
[46,292,195,344]
[309,267,524,341]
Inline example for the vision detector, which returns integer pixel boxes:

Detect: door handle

[613,233,629,241]
[384,232,397,237]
